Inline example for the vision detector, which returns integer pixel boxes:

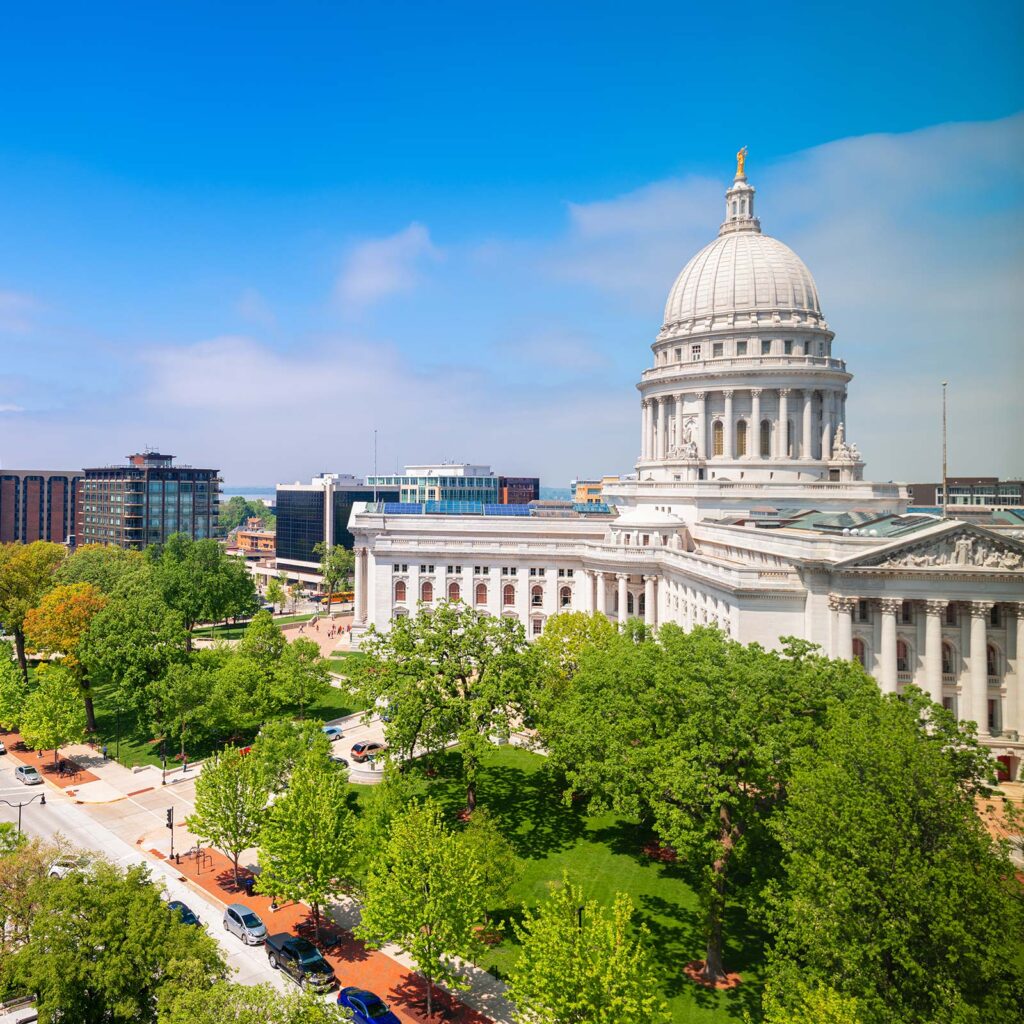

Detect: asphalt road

[0,760,287,992]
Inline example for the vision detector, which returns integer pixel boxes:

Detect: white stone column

[695,392,707,459]
[617,573,628,625]
[675,394,684,450]
[801,390,814,459]
[657,399,668,460]
[830,595,854,659]
[924,600,945,706]
[723,390,734,459]
[1011,604,1024,738]
[821,391,834,461]
[641,401,650,460]
[354,546,367,624]
[968,602,993,736]
[879,598,900,694]
[776,388,790,458]
[750,389,762,459]
[644,575,657,628]
[595,571,607,617]
[840,390,848,435]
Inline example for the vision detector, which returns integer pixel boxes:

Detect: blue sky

[1,1,1022,485]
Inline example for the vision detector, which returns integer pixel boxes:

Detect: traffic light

[166,807,174,830]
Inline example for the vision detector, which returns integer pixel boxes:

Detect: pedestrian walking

[102,744,108,760]
[182,756,188,773]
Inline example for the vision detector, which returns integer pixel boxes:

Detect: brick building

[0,470,82,544]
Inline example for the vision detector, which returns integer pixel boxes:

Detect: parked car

[350,741,386,764]
[167,900,201,927]
[0,739,7,754]
[223,903,267,945]
[48,855,89,879]
[265,933,336,992]
[330,755,349,768]
[337,987,401,1023]
[321,725,344,742]
[14,765,42,785]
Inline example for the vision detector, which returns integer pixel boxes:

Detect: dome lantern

[720,147,760,236]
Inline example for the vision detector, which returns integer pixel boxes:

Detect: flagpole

[941,381,948,518]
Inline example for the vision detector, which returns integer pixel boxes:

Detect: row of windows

[852,637,1006,678]
[657,338,829,366]
[392,563,576,579]
[395,581,576,609]
[850,600,1005,628]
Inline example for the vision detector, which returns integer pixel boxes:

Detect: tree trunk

[232,852,239,888]
[702,874,727,983]
[426,970,433,1019]
[466,780,477,813]
[13,629,27,683]
[82,690,97,734]
[312,901,320,942]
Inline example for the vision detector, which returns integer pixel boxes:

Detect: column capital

[643,574,659,583]
[750,387,762,397]
[878,597,903,615]
[828,594,856,612]
[615,573,629,581]
[924,599,949,616]
[778,387,791,397]
[722,389,734,399]
[969,600,995,618]
[693,390,706,401]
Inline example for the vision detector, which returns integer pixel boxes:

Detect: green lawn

[90,679,366,769]
[355,746,765,1022]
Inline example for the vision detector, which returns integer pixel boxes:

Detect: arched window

[987,645,998,677]
[420,581,433,603]
[394,580,407,602]
[736,419,748,456]
[503,584,515,606]
[852,637,866,667]
[475,582,487,606]
[941,642,954,676]
[447,581,460,602]
[760,420,772,457]
[712,420,724,456]
[559,586,571,608]
[896,640,909,673]
[531,585,543,607]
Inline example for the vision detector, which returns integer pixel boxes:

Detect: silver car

[223,903,267,945]
[14,765,42,785]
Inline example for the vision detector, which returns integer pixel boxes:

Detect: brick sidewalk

[1,729,100,789]
[166,844,493,1023]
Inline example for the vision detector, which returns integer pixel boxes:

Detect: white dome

[662,231,822,334]
[613,507,683,529]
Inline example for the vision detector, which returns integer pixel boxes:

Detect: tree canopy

[20,664,87,762]
[0,540,67,678]
[219,496,275,534]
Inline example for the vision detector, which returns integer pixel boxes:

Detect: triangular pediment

[835,521,1024,573]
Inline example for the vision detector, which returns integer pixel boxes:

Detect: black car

[265,932,337,992]
[167,900,200,926]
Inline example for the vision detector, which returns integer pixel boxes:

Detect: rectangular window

[736,340,747,356]
[691,344,701,361]
[675,347,682,362]
[857,599,870,623]
[761,339,772,355]
[532,619,543,636]
[566,569,574,577]
[784,340,793,355]
[510,567,517,576]
[712,342,723,358]
[501,567,509,576]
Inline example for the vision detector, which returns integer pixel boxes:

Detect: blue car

[337,987,400,1023]
[167,900,200,926]
[322,725,344,742]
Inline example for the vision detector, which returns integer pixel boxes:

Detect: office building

[77,452,220,549]
[0,469,82,544]
[909,478,1024,510]
[365,463,539,505]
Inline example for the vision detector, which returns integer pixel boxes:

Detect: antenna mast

[373,430,378,503]
[941,381,948,518]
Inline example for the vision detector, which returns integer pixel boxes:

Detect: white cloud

[0,291,40,334]
[334,223,441,311]
[0,403,24,414]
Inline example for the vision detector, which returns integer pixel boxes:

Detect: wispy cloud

[0,403,24,414]
[334,222,441,311]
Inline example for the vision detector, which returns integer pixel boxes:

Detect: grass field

[355,745,765,1022]
[192,613,312,640]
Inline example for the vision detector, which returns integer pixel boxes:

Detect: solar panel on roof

[382,502,423,515]
[484,504,532,516]
[425,500,484,515]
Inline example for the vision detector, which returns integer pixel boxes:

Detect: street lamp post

[0,794,46,834]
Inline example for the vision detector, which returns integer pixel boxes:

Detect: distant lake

[223,484,572,502]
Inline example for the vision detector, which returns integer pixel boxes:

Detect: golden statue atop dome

[736,145,747,178]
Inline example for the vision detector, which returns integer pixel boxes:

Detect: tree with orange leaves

[24,582,108,732]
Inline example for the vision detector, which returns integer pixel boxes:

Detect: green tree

[355,602,533,810]
[148,661,215,762]
[9,860,226,1023]
[20,665,87,765]
[287,582,303,612]
[23,581,108,731]
[236,608,286,665]
[148,533,257,643]
[357,801,487,1019]
[264,575,287,614]
[507,876,667,1024]
[219,496,275,534]
[533,611,618,693]
[248,717,332,793]
[0,834,76,956]
[539,626,877,983]
[274,637,331,719]
[79,583,189,709]
[0,641,28,730]
[352,765,418,880]
[0,540,67,680]
[209,653,274,733]
[56,543,147,594]
[257,749,354,940]
[460,807,517,925]
[159,980,349,1024]
[187,747,269,887]
[762,982,865,1024]
[764,690,1024,1023]
[313,542,354,614]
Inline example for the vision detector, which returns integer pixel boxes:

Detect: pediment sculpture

[874,531,1024,570]
[831,423,863,463]
[668,417,700,460]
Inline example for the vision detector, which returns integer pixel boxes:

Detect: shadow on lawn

[638,893,764,1020]
[414,751,588,860]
